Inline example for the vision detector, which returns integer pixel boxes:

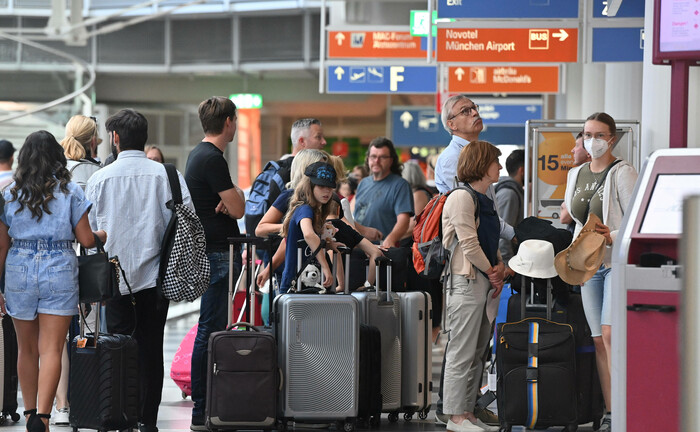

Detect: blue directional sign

[593,0,644,18]
[392,109,450,147]
[592,28,644,62]
[437,0,578,19]
[391,104,539,147]
[327,65,437,94]
[479,104,542,126]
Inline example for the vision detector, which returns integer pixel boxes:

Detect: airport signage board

[437,0,579,19]
[328,31,426,59]
[327,65,437,94]
[592,27,644,62]
[593,0,645,18]
[391,108,450,147]
[478,103,542,126]
[437,27,578,62]
[448,66,559,93]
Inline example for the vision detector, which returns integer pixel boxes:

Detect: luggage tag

[488,361,497,392]
[76,337,88,348]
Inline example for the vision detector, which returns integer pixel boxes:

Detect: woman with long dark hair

[0,131,106,432]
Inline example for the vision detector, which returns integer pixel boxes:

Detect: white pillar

[581,63,606,117]
[689,68,700,149]
[557,62,583,120]
[605,63,643,122]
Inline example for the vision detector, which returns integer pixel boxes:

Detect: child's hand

[322,266,333,288]
[256,265,270,288]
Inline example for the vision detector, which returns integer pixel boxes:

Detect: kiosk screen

[640,174,700,234]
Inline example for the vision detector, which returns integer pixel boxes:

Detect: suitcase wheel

[369,416,380,428]
[499,426,511,432]
[387,412,399,423]
[342,420,355,432]
[181,391,188,400]
[418,409,428,420]
[403,412,413,422]
[10,413,20,423]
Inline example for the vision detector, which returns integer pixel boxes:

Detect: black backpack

[244,158,292,234]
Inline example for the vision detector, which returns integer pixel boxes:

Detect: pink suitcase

[170,324,198,398]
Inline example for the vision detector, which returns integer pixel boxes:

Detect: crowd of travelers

[0,93,635,432]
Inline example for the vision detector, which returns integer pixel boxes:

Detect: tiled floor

[2,302,600,432]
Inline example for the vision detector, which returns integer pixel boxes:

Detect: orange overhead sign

[448,66,560,93]
[437,28,578,63]
[328,31,427,59]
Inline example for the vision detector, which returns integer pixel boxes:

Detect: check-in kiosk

[612,149,700,432]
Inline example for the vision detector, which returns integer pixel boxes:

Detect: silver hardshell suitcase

[352,257,402,420]
[273,293,360,430]
[398,291,433,420]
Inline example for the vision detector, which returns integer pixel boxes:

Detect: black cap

[304,162,337,188]
[0,140,15,161]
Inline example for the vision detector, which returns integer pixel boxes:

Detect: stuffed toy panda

[299,264,326,294]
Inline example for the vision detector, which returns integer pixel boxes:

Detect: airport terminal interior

[1,0,700,431]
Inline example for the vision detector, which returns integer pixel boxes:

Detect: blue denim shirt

[1,181,91,240]
[435,135,469,194]
[85,150,193,295]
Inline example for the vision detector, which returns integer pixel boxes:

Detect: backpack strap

[163,163,183,205]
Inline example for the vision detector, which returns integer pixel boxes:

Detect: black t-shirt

[185,141,240,252]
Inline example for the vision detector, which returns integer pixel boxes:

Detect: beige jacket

[441,189,501,278]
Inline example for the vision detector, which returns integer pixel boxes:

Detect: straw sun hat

[554,213,607,285]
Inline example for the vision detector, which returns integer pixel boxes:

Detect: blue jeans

[581,265,612,338]
[191,251,241,418]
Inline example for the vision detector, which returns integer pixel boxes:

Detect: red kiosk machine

[612,149,700,431]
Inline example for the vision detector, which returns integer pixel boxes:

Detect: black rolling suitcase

[0,315,19,424]
[69,304,139,432]
[204,236,278,431]
[505,277,605,429]
[497,277,578,432]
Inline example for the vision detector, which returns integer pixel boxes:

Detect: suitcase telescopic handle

[227,322,258,331]
[375,256,393,302]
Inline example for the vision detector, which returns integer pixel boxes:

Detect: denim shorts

[4,240,79,320]
[580,265,612,337]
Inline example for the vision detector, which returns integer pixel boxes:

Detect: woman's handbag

[78,234,120,303]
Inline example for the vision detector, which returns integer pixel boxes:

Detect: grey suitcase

[398,291,433,421]
[273,293,360,431]
[352,257,402,420]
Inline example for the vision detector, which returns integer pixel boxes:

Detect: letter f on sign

[390,66,405,91]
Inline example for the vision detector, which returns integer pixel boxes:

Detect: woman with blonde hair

[60,115,101,189]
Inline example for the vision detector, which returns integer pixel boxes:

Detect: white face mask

[583,137,610,159]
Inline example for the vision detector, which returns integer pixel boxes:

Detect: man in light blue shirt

[86,109,192,432]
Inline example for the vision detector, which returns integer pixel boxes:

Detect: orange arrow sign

[448,66,560,93]
[328,31,428,59]
[437,27,578,62]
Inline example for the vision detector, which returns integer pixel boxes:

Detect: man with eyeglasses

[434,94,513,429]
[353,136,414,249]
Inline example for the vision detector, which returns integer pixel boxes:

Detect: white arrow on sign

[455,67,465,81]
[553,29,568,42]
[334,67,345,80]
[335,33,345,46]
[526,105,537,112]
[400,111,414,129]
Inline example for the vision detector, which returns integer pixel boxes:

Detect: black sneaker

[190,416,207,431]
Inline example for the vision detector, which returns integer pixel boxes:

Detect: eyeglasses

[368,155,391,161]
[583,132,612,140]
[448,104,479,120]
[89,116,97,123]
